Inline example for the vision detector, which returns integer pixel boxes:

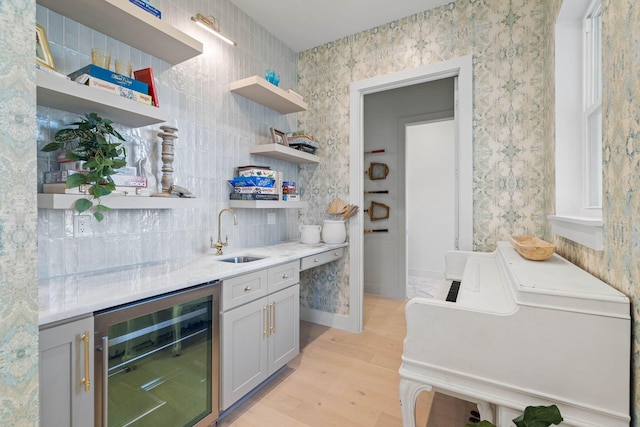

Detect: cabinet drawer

[222,269,268,311]
[268,261,300,293]
[300,248,345,271]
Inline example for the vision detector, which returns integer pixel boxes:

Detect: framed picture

[36,24,56,71]
[270,127,288,146]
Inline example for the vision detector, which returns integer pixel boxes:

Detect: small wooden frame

[270,127,288,146]
[36,24,56,70]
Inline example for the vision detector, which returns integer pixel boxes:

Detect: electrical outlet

[267,212,276,225]
[73,215,91,237]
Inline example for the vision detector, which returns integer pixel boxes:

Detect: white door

[406,119,457,292]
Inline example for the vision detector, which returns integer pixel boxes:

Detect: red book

[133,67,159,107]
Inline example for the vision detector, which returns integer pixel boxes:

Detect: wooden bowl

[509,236,556,261]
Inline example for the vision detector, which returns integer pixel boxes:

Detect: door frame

[347,55,473,333]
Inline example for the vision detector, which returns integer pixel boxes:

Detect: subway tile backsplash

[36,0,301,279]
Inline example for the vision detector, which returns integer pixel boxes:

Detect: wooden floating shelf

[230,76,307,114]
[37,0,202,65]
[37,69,167,127]
[38,194,202,210]
[249,144,319,164]
[228,200,308,209]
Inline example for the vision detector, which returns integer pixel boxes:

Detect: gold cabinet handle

[263,305,269,337]
[81,331,90,392]
[270,302,276,334]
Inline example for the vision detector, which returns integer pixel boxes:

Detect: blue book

[129,0,161,19]
[68,64,148,94]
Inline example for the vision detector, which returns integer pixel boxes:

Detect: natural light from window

[549,0,603,250]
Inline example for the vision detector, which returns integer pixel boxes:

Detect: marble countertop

[39,240,348,326]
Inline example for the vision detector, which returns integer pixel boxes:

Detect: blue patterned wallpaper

[0,1,39,425]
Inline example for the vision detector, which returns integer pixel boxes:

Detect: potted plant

[42,113,127,221]
[466,404,563,427]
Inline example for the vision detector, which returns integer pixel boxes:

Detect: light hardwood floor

[217,293,430,427]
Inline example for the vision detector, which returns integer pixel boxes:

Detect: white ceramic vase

[322,220,346,244]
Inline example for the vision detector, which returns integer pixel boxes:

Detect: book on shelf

[36,63,71,80]
[86,77,153,106]
[43,182,153,196]
[133,68,159,107]
[129,0,161,18]
[229,193,279,201]
[68,64,148,94]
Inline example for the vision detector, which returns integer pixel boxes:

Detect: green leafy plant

[42,113,127,221]
[466,405,563,427]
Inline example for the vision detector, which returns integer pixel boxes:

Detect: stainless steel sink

[218,256,264,263]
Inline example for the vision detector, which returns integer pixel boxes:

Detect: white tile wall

[36,0,302,279]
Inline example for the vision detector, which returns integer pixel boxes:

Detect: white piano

[399,241,630,426]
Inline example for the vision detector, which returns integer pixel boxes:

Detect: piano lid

[497,241,629,318]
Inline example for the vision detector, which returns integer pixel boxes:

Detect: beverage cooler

[94,281,220,427]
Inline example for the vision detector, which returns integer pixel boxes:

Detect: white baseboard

[300,307,356,332]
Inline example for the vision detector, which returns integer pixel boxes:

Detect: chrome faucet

[211,208,238,255]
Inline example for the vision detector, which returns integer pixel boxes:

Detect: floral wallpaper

[0,1,39,425]
[297,0,640,421]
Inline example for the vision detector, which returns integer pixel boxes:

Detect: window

[584,1,602,207]
[550,0,603,250]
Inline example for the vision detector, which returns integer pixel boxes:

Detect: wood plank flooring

[217,293,429,427]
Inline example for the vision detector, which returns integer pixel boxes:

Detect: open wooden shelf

[37,0,202,65]
[228,200,307,209]
[37,69,167,127]
[249,144,319,164]
[230,76,307,114]
[38,194,202,210]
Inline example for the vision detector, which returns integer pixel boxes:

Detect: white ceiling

[229,0,451,52]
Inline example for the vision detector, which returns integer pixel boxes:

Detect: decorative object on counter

[134,68,159,107]
[211,208,238,255]
[91,48,110,69]
[365,161,390,180]
[130,0,162,19]
[41,113,127,221]
[153,125,178,197]
[191,13,236,46]
[364,201,389,221]
[322,220,347,244]
[327,198,359,220]
[36,24,55,71]
[265,69,280,86]
[300,225,322,244]
[270,127,288,145]
[509,235,556,261]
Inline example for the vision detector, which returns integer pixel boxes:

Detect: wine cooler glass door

[95,282,219,427]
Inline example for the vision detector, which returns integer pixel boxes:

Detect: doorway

[347,56,473,333]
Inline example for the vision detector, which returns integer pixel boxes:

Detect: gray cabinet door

[220,297,268,410]
[267,284,299,373]
[39,316,94,427]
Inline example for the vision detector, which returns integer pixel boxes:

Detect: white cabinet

[220,261,300,410]
[39,316,94,427]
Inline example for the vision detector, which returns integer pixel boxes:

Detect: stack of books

[68,64,158,107]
